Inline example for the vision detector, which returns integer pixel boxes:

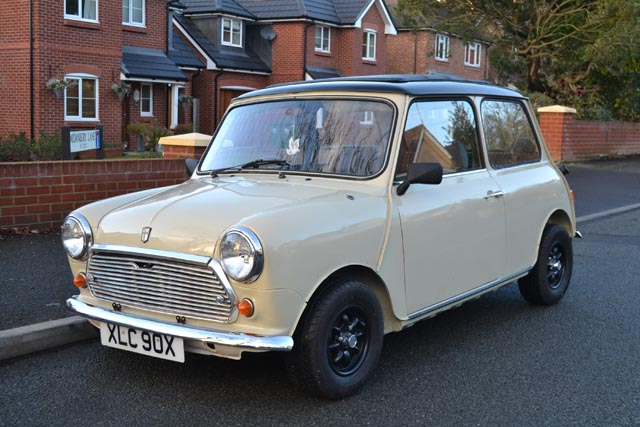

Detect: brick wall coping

[158,133,211,147]
[537,105,577,114]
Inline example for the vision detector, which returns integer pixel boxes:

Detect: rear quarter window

[481,99,541,168]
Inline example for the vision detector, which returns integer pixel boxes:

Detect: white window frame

[435,34,450,62]
[64,73,99,121]
[221,18,242,47]
[140,83,153,117]
[64,0,98,22]
[360,111,374,125]
[123,0,145,27]
[464,42,482,67]
[363,30,377,61]
[315,25,331,53]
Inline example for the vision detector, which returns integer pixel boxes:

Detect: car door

[480,99,560,274]
[394,99,507,315]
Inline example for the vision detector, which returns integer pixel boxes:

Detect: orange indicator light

[73,273,87,288]
[238,299,255,317]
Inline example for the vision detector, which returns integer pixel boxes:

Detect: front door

[394,99,507,314]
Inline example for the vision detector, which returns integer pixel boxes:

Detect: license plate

[99,323,185,363]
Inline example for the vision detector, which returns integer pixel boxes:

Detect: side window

[481,100,540,168]
[396,100,482,177]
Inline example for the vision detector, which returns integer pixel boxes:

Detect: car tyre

[519,224,573,305]
[285,280,383,399]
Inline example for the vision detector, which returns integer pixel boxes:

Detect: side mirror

[397,162,443,196]
[185,158,199,176]
[557,163,570,175]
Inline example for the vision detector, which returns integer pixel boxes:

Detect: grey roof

[182,0,373,24]
[174,14,271,73]
[121,46,187,81]
[169,31,205,69]
[306,66,343,79]
[180,0,255,18]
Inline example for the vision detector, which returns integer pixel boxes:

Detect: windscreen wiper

[210,159,290,177]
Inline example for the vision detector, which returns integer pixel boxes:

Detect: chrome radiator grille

[86,248,235,323]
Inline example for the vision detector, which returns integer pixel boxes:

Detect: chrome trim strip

[407,269,530,320]
[67,296,293,352]
[90,244,211,266]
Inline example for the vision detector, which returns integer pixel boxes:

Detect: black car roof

[238,73,525,100]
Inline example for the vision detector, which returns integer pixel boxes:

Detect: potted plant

[46,77,72,98]
[179,93,194,107]
[112,82,132,102]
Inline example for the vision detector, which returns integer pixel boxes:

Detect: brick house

[383,0,491,80]
[172,0,398,134]
[0,0,188,150]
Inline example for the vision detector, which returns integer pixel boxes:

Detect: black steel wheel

[519,224,573,305]
[328,306,370,376]
[285,279,383,399]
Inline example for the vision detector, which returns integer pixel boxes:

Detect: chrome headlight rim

[219,226,264,283]
[61,213,93,260]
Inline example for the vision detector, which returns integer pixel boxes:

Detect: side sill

[406,269,531,321]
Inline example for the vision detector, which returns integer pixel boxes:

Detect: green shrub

[33,131,62,160]
[127,121,168,151]
[0,133,32,162]
[173,124,193,135]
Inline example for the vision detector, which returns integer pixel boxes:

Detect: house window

[123,0,144,26]
[363,30,376,61]
[435,34,450,61]
[465,42,482,67]
[140,83,153,116]
[64,74,98,121]
[315,26,331,53]
[221,18,242,47]
[65,0,98,22]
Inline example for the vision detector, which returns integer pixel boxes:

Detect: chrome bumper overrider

[66,296,294,352]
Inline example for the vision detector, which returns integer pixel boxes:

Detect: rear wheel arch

[546,209,573,236]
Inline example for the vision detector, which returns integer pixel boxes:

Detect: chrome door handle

[483,190,504,200]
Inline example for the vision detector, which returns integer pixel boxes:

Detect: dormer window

[221,18,242,47]
[123,0,145,27]
[65,0,98,22]
[363,30,376,61]
[315,26,331,53]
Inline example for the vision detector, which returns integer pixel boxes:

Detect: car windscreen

[199,98,394,178]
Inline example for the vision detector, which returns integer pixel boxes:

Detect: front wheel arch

[295,265,400,339]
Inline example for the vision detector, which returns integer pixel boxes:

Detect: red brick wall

[563,121,640,160]
[538,109,640,161]
[0,1,31,137]
[270,22,307,85]
[387,30,488,80]
[0,159,188,230]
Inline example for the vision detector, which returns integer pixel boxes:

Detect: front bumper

[66,296,294,352]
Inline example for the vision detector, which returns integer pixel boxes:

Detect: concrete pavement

[1,157,639,361]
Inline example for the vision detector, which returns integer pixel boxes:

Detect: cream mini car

[63,74,578,399]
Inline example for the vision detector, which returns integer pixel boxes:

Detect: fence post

[538,105,577,162]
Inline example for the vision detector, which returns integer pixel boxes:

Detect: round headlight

[61,214,93,259]
[220,227,263,282]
